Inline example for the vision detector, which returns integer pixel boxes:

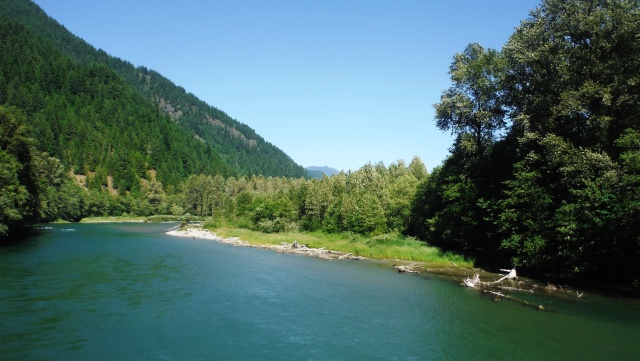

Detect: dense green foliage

[0,0,306,179]
[408,0,640,285]
[0,107,38,235]
[178,157,428,235]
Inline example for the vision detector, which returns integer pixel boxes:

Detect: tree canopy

[0,107,41,235]
[410,0,640,285]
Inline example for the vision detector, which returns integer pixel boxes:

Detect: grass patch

[206,221,472,267]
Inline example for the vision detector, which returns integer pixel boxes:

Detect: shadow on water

[0,226,47,249]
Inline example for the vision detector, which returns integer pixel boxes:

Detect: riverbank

[165,226,612,300]
[166,225,484,281]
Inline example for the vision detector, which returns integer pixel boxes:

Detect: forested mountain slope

[0,18,231,190]
[0,0,306,179]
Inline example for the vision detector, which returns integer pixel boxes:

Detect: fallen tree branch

[490,268,517,284]
[497,285,534,293]
[485,290,548,311]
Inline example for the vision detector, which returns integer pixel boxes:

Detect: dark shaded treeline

[407,0,640,287]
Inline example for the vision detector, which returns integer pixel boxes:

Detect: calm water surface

[1,223,639,360]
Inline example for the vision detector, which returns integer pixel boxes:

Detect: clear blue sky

[34,0,540,172]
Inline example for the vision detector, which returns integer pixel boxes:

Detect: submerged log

[485,290,548,311]
[497,285,534,293]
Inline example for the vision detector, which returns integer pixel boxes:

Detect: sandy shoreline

[166,227,364,261]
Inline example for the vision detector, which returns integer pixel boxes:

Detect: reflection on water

[1,223,639,360]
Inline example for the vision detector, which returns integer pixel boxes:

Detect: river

[1,223,639,360]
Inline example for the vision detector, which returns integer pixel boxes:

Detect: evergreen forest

[1,0,640,289]
[0,0,306,180]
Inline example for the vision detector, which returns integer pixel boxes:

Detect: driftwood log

[491,268,518,283]
[485,290,548,311]
[460,268,590,311]
[395,263,421,273]
[461,267,588,312]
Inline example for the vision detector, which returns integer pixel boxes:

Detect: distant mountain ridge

[305,166,340,179]
[0,0,306,179]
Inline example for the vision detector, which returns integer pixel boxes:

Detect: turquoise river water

[1,223,639,360]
